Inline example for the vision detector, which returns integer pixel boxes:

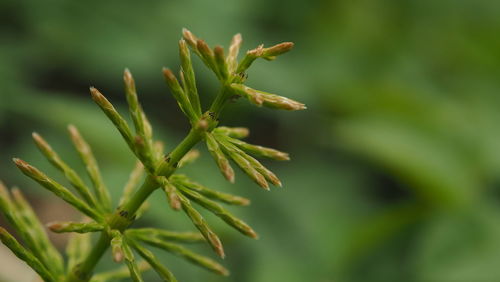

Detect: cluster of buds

[0,29,305,282]
[206,127,289,190]
[180,29,305,111]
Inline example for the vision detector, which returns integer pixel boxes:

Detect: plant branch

[66,96,227,282]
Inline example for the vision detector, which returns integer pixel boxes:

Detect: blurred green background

[1,0,500,281]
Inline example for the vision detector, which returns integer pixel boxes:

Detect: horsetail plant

[0,29,304,281]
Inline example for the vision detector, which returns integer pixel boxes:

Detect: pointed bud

[236,42,294,73]
[196,40,220,76]
[123,68,136,96]
[13,158,44,182]
[178,187,259,238]
[262,42,294,57]
[89,88,135,151]
[178,39,190,61]
[182,28,198,49]
[205,133,235,183]
[226,151,269,190]
[196,39,214,59]
[221,135,290,161]
[178,195,225,258]
[230,84,306,111]
[158,177,182,211]
[47,221,104,233]
[13,158,101,220]
[162,68,176,85]
[179,39,201,115]
[227,33,242,73]
[214,45,228,79]
[163,68,196,120]
[214,126,250,139]
[171,175,250,206]
[32,132,53,157]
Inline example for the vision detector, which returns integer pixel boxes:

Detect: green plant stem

[209,86,231,118]
[156,128,205,177]
[66,100,227,281]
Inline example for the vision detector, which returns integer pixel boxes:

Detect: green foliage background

[1,0,500,281]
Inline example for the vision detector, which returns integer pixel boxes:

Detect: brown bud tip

[181,27,191,36]
[123,68,134,84]
[212,237,225,259]
[215,265,230,276]
[265,42,294,57]
[214,45,224,57]
[221,163,235,183]
[47,222,62,232]
[162,67,176,82]
[248,229,259,239]
[239,198,251,206]
[179,39,189,54]
[278,152,290,161]
[268,172,282,187]
[278,42,294,50]
[13,158,42,180]
[182,28,197,46]
[89,87,105,103]
[196,39,212,56]
[12,158,27,168]
[31,132,41,141]
[227,173,235,184]
[256,174,270,191]
[231,33,242,45]
[32,132,47,147]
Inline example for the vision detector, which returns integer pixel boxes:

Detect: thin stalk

[155,128,205,177]
[208,86,231,118]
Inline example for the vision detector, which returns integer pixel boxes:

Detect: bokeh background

[1,0,500,281]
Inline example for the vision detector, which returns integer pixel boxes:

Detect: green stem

[156,128,204,177]
[208,86,231,118]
